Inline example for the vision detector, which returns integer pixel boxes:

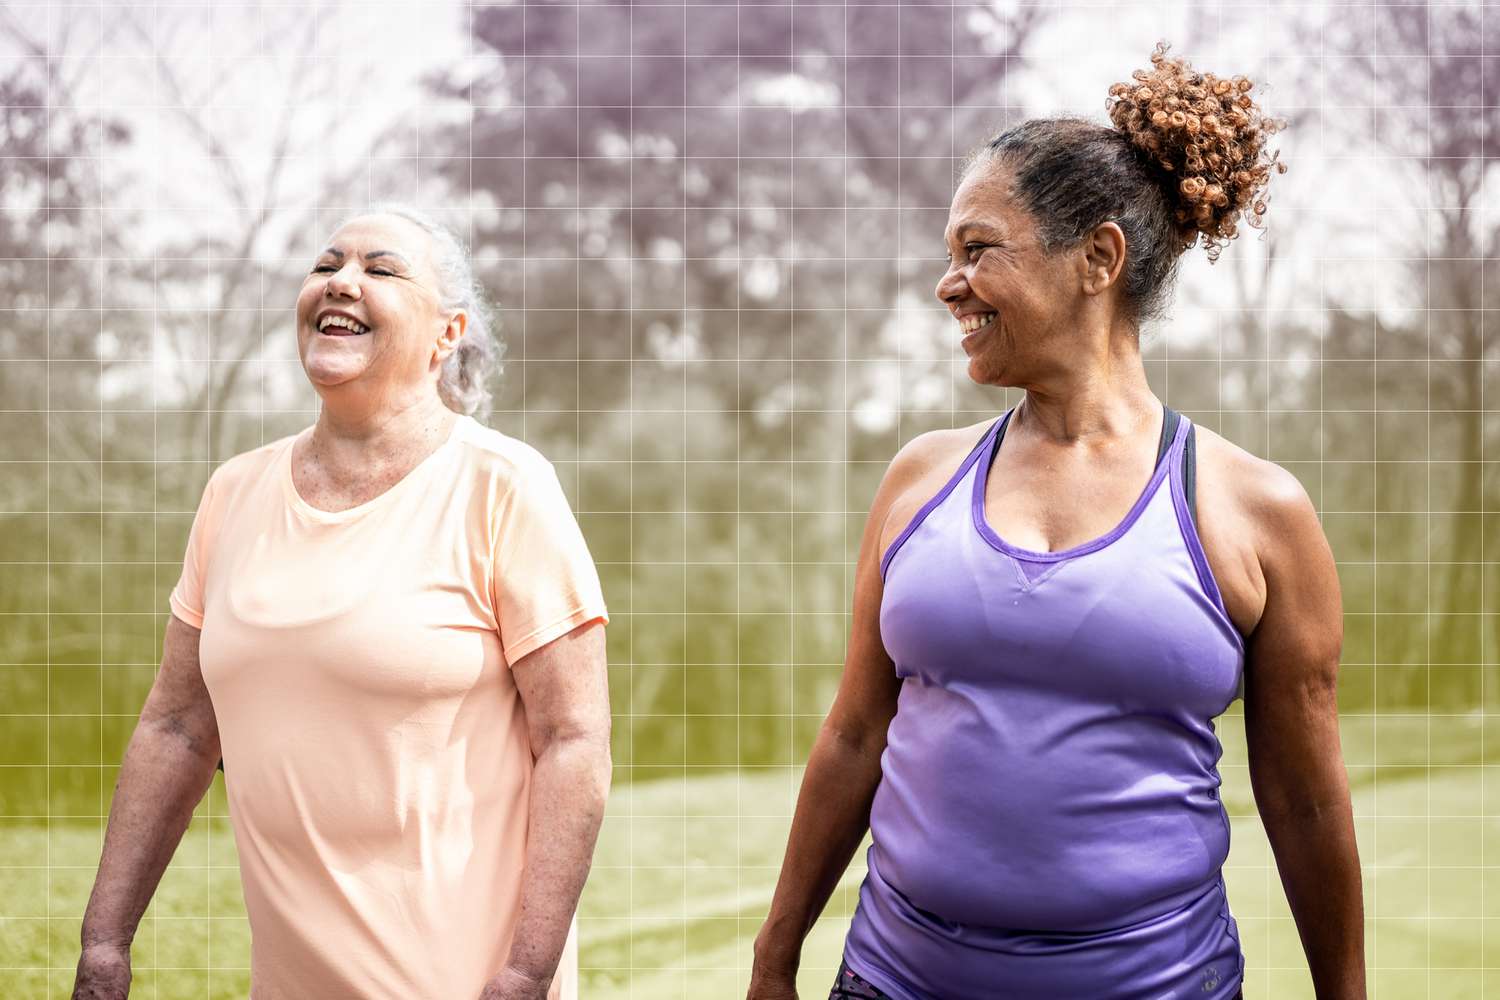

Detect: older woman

[749,46,1363,1000]
[72,206,610,1000]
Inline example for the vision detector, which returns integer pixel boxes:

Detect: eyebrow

[945,221,1004,244]
[319,247,411,267]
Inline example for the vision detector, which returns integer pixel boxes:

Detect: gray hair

[331,203,502,419]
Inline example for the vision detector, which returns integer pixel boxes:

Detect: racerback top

[842,403,1246,1000]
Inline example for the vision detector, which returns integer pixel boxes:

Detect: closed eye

[312,266,394,276]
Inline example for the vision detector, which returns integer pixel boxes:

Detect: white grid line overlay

[1,1,1494,998]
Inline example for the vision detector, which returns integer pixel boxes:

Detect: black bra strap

[1156,403,1180,469]
[991,406,1015,451]
[1158,405,1199,527]
[1183,421,1198,529]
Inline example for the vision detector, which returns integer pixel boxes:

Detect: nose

[325,261,363,300]
[935,261,969,305]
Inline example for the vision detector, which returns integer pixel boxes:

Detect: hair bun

[1106,41,1286,260]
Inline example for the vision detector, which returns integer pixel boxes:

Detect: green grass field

[2,713,1494,998]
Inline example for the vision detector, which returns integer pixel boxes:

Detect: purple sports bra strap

[878,412,1012,580]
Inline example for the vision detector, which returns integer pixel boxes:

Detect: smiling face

[294,214,462,409]
[936,164,1087,388]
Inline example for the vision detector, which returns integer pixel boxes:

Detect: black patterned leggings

[829,961,888,999]
[829,960,1245,999]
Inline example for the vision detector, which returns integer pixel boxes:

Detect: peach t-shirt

[169,415,607,1000]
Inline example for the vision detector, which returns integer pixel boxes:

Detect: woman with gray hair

[72,207,612,1000]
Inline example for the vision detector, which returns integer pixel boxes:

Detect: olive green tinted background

[2,1,1496,997]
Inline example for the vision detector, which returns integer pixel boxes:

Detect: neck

[1012,321,1157,445]
[311,389,456,457]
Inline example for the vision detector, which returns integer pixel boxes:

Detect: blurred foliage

[0,0,1497,809]
[423,0,1059,768]
[4,1,1500,997]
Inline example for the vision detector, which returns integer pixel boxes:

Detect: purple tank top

[843,405,1246,1000]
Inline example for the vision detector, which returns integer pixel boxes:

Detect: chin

[966,357,1006,387]
[301,357,367,388]
[302,338,373,376]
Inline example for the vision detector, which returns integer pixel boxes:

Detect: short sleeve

[168,470,220,629]
[490,461,608,664]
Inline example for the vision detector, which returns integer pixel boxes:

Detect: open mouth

[960,312,996,335]
[318,315,371,336]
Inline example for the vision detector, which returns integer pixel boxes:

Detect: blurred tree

[0,9,145,702]
[1316,2,1498,710]
[0,6,450,792]
[1180,3,1317,366]
[114,6,419,463]
[0,10,141,423]
[423,0,1048,768]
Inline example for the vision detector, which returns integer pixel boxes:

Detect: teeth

[319,315,369,334]
[960,312,996,334]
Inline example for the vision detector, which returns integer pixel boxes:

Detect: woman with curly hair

[72,207,610,1000]
[748,45,1364,1000]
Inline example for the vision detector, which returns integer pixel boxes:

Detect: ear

[434,309,468,363]
[1079,221,1127,297]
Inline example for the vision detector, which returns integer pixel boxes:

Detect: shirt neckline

[971,404,1183,563]
[281,414,466,524]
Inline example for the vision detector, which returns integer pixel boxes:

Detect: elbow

[138,712,221,767]
[587,726,613,797]
[1251,771,1353,830]
[816,721,888,788]
[534,725,613,804]
[1257,789,1350,827]
[580,735,613,816]
[823,710,888,761]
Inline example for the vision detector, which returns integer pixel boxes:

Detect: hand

[746,961,800,1000]
[477,965,551,1000]
[72,943,131,999]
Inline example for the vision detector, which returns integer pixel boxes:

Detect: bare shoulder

[1194,423,1320,547]
[886,420,992,486]
[1192,423,1330,636]
[871,419,996,558]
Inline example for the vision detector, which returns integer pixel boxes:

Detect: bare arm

[73,614,222,1000]
[747,433,957,996]
[1243,469,1365,999]
[481,620,611,1000]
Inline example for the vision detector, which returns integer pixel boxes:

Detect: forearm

[1264,803,1366,999]
[753,722,886,974]
[81,723,221,949]
[501,733,612,985]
